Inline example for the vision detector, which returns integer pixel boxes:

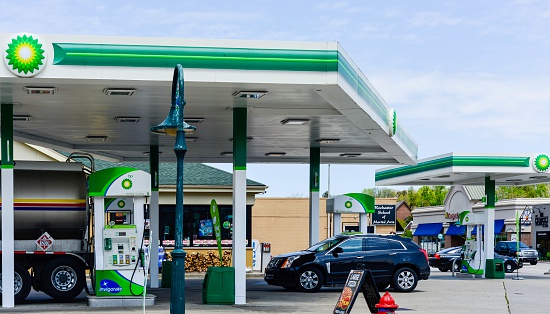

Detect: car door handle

[389,253,397,256]
[356,256,363,259]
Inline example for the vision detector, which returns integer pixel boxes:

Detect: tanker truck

[0,161,150,304]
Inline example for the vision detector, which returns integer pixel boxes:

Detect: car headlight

[281,256,300,268]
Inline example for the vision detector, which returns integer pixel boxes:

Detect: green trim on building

[53,43,338,72]
[376,156,531,181]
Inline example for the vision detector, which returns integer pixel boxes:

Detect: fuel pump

[88,167,151,297]
[458,211,485,276]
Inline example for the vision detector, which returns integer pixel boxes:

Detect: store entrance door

[536,231,550,260]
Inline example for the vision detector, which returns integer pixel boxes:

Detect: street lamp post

[151,64,196,314]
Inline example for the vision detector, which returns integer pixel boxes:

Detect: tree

[396,186,449,209]
[362,187,397,198]
[496,184,550,200]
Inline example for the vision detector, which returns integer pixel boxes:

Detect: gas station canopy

[375,152,550,186]
[0,33,417,164]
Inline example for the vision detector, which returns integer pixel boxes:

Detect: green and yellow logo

[4,33,47,77]
[121,179,133,190]
[533,154,550,172]
[117,200,126,208]
[345,201,353,209]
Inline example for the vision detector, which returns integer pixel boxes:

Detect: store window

[420,236,444,254]
[160,204,252,247]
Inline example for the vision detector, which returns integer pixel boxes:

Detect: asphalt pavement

[2,262,549,313]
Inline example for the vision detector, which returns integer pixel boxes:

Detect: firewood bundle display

[183,251,232,272]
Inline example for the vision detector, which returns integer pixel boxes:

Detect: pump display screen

[107,211,131,225]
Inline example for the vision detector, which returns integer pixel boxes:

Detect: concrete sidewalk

[1,263,548,313]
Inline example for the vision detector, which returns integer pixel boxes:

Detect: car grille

[267,258,284,268]
[520,250,537,258]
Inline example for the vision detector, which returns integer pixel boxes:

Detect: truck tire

[41,257,85,301]
[0,265,32,304]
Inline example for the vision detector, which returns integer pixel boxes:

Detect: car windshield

[518,242,529,249]
[307,237,345,252]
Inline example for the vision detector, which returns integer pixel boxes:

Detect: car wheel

[530,260,538,265]
[452,259,462,272]
[438,266,449,272]
[504,261,514,273]
[297,268,323,292]
[391,267,418,293]
[0,265,32,304]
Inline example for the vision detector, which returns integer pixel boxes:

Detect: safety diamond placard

[36,232,55,251]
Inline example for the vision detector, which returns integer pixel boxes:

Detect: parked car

[494,241,539,265]
[429,246,462,272]
[264,234,430,293]
[495,253,523,273]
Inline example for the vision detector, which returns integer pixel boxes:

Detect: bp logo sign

[345,201,352,209]
[533,154,550,173]
[3,33,47,77]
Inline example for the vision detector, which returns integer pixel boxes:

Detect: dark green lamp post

[151,64,195,313]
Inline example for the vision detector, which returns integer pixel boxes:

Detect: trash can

[485,258,505,279]
[202,266,235,304]
[161,260,172,288]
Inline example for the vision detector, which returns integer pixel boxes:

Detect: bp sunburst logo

[117,200,126,208]
[533,154,550,172]
[345,201,352,209]
[3,33,47,77]
[121,179,133,190]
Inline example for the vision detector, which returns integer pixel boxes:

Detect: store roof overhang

[375,152,550,186]
[0,33,417,165]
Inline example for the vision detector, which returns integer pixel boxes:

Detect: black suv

[494,241,539,265]
[264,234,430,293]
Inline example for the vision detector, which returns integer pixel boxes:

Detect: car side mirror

[332,247,343,257]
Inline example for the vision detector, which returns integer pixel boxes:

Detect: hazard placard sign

[36,232,55,251]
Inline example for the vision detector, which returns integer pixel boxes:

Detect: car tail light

[420,248,429,262]
[434,253,440,259]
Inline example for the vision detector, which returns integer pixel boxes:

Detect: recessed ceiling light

[185,137,198,142]
[265,152,286,157]
[529,175,547,179]
[281,119,309,125]
[86,136,107,142]
[24,87,57,95]
[419,178,430,181]
[505,179,523,182]
[316,139,340,144]
[220,152,233,156]
[228,137,253,142]
[13,115,32,121]
[435,175,451,178]
[184,118,205,124]
[115,116,140,123]
[232,91,267,99]
[103,88,136,96]
[339,153,361,157]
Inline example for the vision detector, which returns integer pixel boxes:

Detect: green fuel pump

[88,167,151,297]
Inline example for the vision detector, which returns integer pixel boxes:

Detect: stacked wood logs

[173,251,232,272]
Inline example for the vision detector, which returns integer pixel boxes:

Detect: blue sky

[2,0,550,196]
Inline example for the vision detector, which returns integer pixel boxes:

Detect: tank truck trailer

[0,161,151,303]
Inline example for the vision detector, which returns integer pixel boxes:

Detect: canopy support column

[233,107,247,304]
[149,145,160,288]
[309,147,320,246]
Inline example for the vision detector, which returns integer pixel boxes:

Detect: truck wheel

[41,257,85,301]
[0,265,32,304]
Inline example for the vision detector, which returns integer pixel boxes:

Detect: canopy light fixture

[143,151,163,156]
[281,119,309,125]
[339,153,362,157]
[419,178,430,181]
[506,179,523,182]
[316,139,340,144]
[103,88,136,96]
[184,118,205,124]
[229,137,253,142]
[265,152,286,157]
[86,136,107,142]
[232,91,267,99]
[530,175,547,179]
[13,115,32,121]
[24,86,57,95]
[115,116,141,123]
[185,137,198,142]
[220,152,233,156]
